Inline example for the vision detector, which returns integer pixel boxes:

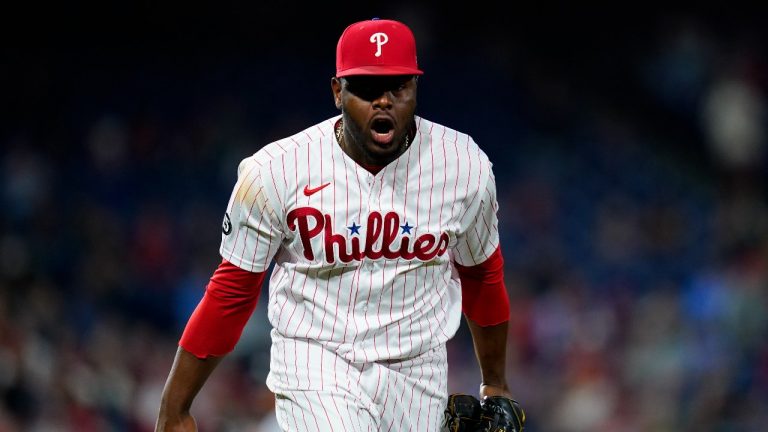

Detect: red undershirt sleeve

[454,246,510,327]
[179,259,267,358]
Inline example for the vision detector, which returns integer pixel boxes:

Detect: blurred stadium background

[2,3,767,431]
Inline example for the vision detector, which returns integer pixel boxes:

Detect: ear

[331,77,342,110]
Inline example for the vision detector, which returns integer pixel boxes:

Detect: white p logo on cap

[369,32,389,57]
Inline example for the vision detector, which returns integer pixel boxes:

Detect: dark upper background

[1,3,767,431]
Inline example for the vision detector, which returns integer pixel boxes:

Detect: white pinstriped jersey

[220,114,500,367]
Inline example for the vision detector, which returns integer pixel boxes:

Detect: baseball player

[155,18,524,432]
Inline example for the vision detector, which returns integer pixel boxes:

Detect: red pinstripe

[320,134,338,341]
[226,165,260,262]
[273,138,288,153]
[237,187,266,270]
[283,270,310,387]
[389,154,402,356]
[411,126,427,356]
[439,128,447,230]
[252,201,276,272]
[399,142,413,353]
[267,159,285,210]
[450,131,461,228]
[289,397,299,431]
[384,371,400,432]
[299,391,316,431]
[481,184,498,248]
[301,139,319,388]
[331,132,350,418]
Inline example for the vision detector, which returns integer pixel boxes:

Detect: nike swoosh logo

[303,182,331,196]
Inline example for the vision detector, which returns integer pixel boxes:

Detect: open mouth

[371,117,395,145]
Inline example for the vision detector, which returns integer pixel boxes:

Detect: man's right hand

[155,412,197,431]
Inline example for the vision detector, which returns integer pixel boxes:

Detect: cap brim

[336,65,424,77]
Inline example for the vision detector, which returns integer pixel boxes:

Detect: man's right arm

[155,260,268,431]
[156,347,224,431]
[155,154,282,431]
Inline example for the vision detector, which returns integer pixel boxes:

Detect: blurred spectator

[702,67,767,174]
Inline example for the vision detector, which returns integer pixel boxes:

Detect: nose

[372,91,394,109]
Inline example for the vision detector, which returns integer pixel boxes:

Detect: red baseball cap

[336,18,424,77]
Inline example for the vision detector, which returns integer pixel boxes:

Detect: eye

[344,76,412,101]
[345,80,380,100]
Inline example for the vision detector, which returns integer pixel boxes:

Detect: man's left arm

[450,163,526,430]
[466,318,511,398]
[454,246,513,398]
[455,247,527,432]
[454,249,526,431]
